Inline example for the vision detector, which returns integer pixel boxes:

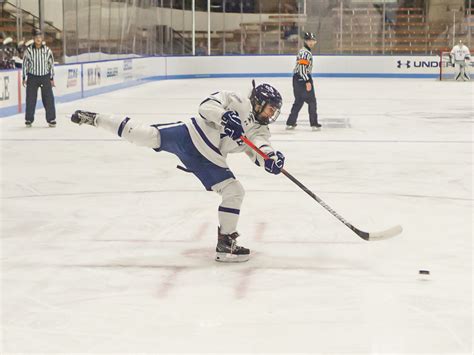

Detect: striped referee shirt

[22,44,54,80]
[293,44,313,82]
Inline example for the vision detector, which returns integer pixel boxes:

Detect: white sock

[96,114,161,149]
[213,179,245,234]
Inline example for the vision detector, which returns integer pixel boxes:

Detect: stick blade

[367,225,403,241]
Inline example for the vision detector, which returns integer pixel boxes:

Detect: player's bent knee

[222,180,245,204]
[213,178,245,205]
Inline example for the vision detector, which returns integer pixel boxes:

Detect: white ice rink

[1,77,472,354]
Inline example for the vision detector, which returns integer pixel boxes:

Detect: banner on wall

[82,61,119,91]
[314,55,444,76]
[0,72,13,102]
[80,57,163,96]
[66,68,79,88]
[0,69,20,116]
[55,64,82,102]
[123,59,133,80]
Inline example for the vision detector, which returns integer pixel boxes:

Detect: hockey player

[450,40,471,81]
[71,81,284,263]
[286,32,321,131]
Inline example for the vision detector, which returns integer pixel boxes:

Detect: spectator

[196,40,207,55]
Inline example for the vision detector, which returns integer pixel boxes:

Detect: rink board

[0,54,453,117]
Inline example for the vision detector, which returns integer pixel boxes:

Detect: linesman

[22,29,56,127]
[286,32,321,131]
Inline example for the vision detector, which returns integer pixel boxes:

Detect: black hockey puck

[419,270,430,275]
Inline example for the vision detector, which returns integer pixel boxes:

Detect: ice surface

[1,78,472,353]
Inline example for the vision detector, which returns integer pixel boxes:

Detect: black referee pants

[286,75,318,127]
[25,74,56,123]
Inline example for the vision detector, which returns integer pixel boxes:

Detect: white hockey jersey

[180,91,275,169]
[451,44,471,61]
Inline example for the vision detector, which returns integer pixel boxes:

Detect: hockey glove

[222,111,244,145]
[264,151,285,175]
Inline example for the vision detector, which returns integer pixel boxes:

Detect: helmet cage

[254,100,281,125]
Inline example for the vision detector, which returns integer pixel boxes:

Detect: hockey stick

[241,136,402,241]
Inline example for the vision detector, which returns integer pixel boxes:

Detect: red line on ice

[192,222,210,241]
[235,268,255,299]
[157,266,186,298]
[254,222,266,242]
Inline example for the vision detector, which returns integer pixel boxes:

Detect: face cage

[255,102,281,125]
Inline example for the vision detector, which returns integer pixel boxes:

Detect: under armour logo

[397,60,411,68]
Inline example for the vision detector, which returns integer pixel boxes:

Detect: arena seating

[333,6,471,55]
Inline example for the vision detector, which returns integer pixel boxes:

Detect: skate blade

[215,252,250,263]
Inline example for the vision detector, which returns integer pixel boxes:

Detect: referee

[286,32,321,131]
[22,29,56,127]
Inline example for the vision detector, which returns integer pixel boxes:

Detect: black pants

[25,74,56,123]
[286,75,318,127]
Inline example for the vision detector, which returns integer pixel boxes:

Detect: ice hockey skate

[71,110,98,126]
[215,228,250,262]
